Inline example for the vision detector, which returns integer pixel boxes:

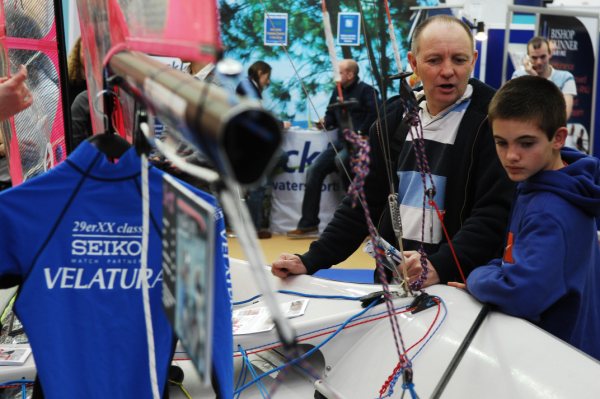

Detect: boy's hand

[448,281,467,290]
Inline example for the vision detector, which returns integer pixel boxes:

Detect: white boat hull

[229,259,600,399]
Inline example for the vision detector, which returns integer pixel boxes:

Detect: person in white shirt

[512,36,577,120]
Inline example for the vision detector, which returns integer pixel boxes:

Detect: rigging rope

[320,0,415,376]
[342,124,411,370]
[404,107,436,291]
[383,0,402,73]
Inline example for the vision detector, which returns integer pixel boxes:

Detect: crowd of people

[0,14,597,363]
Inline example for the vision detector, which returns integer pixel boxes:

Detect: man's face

[408,22,477,116]
[527,43,551,76]
[339,64,355,87]
[492,118,564,182]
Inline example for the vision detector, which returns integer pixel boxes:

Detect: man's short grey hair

[410,15,474,54]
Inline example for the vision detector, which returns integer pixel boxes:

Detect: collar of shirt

[416,84,474,126]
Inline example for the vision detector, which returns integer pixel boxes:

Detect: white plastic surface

[227,258,600,399]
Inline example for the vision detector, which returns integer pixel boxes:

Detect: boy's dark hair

[247,61,272,82]
[488,75,566,140]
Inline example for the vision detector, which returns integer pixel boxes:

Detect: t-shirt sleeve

[561,76,577,96]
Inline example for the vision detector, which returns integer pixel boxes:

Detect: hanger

[86,84,131,159]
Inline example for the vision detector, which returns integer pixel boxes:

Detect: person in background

[452,75,600,361]
[0,65,32,121]
[66,37,87,108]
[5,9,58,181]
[512,36,576,120]
[235,60,291,130]
[70,89,92,150]
[273,16,514,288]
[0,65,33,191]
[286,58,380,239]
[237,60,290,239]
[237,61,270,100]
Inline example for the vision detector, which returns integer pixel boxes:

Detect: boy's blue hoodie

[468,147,600,360]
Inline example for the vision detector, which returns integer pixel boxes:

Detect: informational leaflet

[233,299,309,335]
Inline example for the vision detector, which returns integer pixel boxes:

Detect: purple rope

[343,127,411,370]
[403,105,437,291]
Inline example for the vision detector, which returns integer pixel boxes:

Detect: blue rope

[277,289,363,301]
[238,345,269,398]
[403,382,419,399]
[0,380,34,399]
[233,290,364,306]
[235,303,411,355]
[410,297,448,360]
[234,350,248,398]
[233,294,263,306]
[233,300,379,395]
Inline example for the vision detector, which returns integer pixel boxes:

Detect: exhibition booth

[0,0,599,398]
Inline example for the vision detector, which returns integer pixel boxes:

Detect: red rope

[378,298,442,397]
[429,200,466,283]
[234,305,418,358]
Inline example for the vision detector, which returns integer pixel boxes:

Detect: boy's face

[492,118,566,182]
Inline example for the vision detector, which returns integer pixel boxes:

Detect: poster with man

[539,15,597,155]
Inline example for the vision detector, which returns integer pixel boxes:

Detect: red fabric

[503,231,515,264]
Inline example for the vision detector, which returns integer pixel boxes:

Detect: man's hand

[523,56,537,76]
[399,250,440,288]
[271,253,308,278]
[283,121,292,129]
[315,119,325,130]
[0,65,33,121]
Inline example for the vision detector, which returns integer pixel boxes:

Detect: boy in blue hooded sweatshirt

[454,75,600,360]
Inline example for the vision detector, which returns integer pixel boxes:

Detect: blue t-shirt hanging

[0,141,232,399]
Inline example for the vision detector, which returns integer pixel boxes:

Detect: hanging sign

[264,12,288,46]
[337,12,361,46]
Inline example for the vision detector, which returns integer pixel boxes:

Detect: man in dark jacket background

[274,15,514,288]
[287,58,380,238]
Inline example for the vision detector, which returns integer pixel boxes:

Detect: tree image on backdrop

[219,0,434,124]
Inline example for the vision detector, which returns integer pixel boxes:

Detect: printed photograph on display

[539,14,597,155]
[162,176,216,384]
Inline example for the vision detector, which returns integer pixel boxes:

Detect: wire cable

[168,379,193,399]
[234,300,379,395]
[233,290,365,306]
[140,153,160,399]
